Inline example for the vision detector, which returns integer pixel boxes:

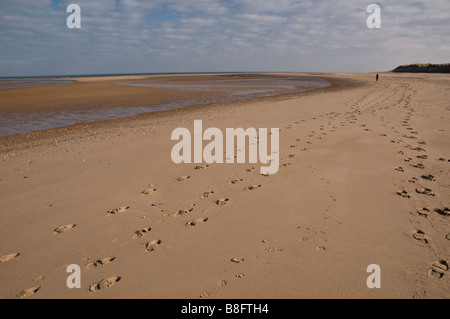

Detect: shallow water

[0,76,330,137]
[0,80,73,89]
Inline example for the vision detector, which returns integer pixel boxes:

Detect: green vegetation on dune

[392,63,450,73]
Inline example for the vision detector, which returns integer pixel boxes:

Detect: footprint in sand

[0,253,20,263]
[231,258,245,264]
[446,234,450,241]
[86,257,116,270]
[421,175,435,182]
[107,206,130,215]
[266,247,284,253]
[416,187,435,197]
[174,207,195,217]
[416,208,430,218]
[89,277,121,292]
[417,155,428,160]
[410,163,425,170]
[54,224,76,234]
[186,218,209,228]
[245,185,262,191]
[412,230,429,244]
[201,191,214,199]
[410,147,426,152]
[195,165,210,170]
[142,186,157,195]
[429,260,448,279]
[17,286,41,298]
[230,179,243,184]
[408,177,418,184]
[395,167,405,172]
[176,176,191,182]
[132,227,152,240]
[435,207,450,217]
[216,198,229,206]
[200,292,210,299]
[145,240,162,252]
[397,190,411,199]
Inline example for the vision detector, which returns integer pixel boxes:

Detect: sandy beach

[0,72,449,299]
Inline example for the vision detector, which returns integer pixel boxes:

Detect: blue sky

[0,0,449,77]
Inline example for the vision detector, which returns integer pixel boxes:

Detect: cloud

[0,0,449,76]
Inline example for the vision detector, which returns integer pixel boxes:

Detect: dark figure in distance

[376,73,379,82]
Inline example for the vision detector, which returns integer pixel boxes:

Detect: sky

[0,0,449,77]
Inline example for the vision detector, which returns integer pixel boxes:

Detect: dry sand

[0,73,449,299]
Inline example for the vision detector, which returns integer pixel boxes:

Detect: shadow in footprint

[413,230,429,244]
[89,277,121,292]
[107,206,130,215]
[416,208,430,218]
[186,218,209,228]
[142,187,157,195]
[146,240,162,252]
[86,257,116,270]
[54,224,76,235]
[416,187,435,197]
[216,198,229,206]
[174,207,195,217]
[231,258,245,264]
[17,286,40,298]
[429,260,448,279]
[0,253,20,264]
[435,207,450,217]
[133,227,152,240]
[245,185,262,191]
[397,190,411,198]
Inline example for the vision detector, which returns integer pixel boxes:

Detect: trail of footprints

[345,83,449,285]
[388,89,449,282]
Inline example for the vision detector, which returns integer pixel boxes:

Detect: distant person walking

[376,73,379,82]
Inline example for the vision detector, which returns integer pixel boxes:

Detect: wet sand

[0,74,328,114]
[0,74,329,137]
[0,72,449,299]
